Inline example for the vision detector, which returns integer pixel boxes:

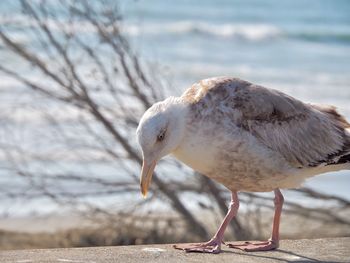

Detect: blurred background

[0,0,349,250]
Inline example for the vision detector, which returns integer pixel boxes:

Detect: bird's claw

[226,239,278,252]
[173,237,222,254]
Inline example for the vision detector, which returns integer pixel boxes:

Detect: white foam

[122,21,281,40]
[0,14,281,41]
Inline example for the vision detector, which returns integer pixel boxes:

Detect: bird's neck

[165,97,190,153]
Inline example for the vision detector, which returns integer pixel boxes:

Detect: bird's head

[136,97,187,198]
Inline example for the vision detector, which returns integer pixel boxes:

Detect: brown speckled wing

[182,77,350,168]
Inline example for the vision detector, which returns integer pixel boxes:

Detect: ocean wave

[124,21,350,43]
[3,14,350,44]
[123,21,281,41]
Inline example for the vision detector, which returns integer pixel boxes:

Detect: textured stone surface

[1,237,349,263]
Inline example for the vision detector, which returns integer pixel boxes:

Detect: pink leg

[226,189,284,252]
[173,191,239,254]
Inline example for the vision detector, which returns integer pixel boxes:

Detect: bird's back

[181,77,350,172]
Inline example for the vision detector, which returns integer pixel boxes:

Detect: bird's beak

[140,159,157,198]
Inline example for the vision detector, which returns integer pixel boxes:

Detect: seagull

[136,77,350,254]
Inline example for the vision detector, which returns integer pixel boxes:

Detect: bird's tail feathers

[337,153,350,165]
[314,104,350,129]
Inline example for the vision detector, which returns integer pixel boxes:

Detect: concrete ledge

[1,237,349,263]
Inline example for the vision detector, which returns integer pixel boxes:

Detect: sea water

[0,0,349,216]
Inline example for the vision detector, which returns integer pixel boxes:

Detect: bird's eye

[157,131,165,141]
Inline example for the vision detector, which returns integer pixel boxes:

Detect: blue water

[120,0,350,95]
[0,0,349,215]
